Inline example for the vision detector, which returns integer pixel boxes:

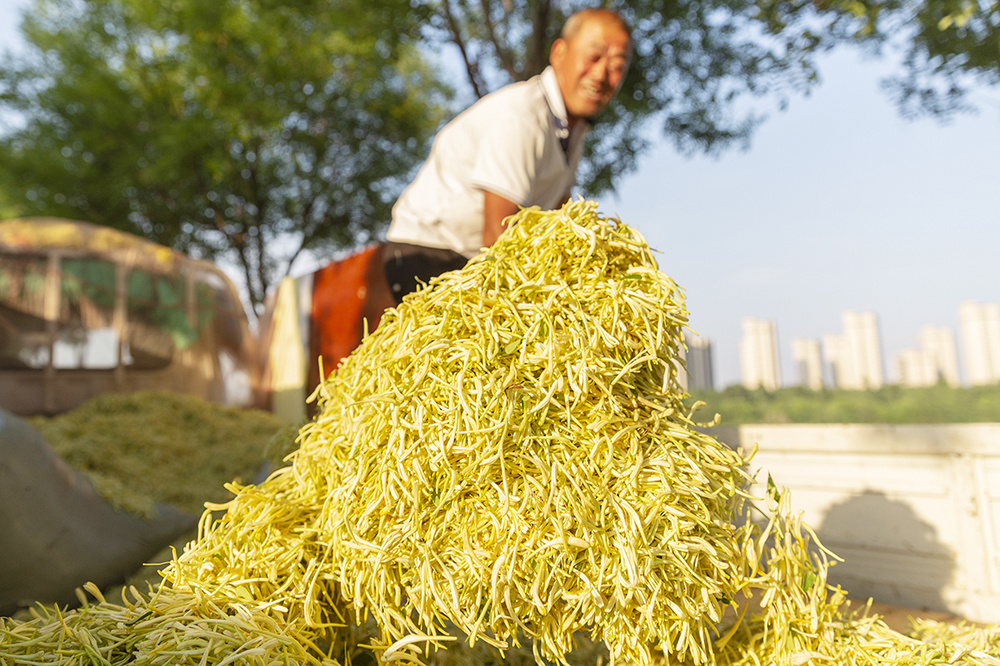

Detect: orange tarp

[306,244,395,393]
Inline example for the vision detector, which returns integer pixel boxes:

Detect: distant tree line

[689,383,1000,425]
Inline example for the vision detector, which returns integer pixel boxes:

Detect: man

[382,8,632,303]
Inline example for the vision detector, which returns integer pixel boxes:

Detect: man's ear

[549,38,567,67]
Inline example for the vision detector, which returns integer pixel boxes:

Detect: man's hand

[483,190,521,248]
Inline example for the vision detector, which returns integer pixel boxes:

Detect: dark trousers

[382,241,468,305]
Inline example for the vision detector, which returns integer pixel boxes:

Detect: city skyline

[692,301,1000,391]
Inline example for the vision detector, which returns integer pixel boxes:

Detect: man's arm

[482,190,521,247]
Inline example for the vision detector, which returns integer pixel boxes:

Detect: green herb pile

[28,390,285,518]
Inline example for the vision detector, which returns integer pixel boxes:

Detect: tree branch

[442,0,489,97]
[524,0,552,79]
[479,0,520,80]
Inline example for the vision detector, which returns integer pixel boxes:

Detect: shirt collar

[540,65,594,142]
[540,66,571,142]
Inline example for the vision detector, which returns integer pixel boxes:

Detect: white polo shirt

[386,66,589,258]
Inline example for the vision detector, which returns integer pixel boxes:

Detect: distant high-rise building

[921,326,960,387]
[845,311,884,389]
[824,311,884,390]
[894,326,959,388]
[822,333,847,389]
[895,348,938,388]
[959,301,1000,386]
[684,335,714,392]
[740,317,780,391]
[791,338,823,390]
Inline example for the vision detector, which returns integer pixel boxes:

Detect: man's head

[550,8,632,129]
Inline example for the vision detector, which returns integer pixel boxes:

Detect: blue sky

[3,2,998,388]
[595,51,1000,388]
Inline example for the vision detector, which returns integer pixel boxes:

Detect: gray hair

[560,8,632,46]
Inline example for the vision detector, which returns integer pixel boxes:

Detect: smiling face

[550,11,632,129]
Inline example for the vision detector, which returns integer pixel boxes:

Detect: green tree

[0,0,450,312]
[427,0,1000,194]
[814,0,1000,117]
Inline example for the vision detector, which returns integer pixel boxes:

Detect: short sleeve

[468,103,544,206]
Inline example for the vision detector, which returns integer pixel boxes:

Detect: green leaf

[767,473,781,503]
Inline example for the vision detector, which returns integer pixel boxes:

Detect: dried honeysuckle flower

[3,200,998,666]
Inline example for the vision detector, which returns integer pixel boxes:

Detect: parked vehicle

[0,218,260,416]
